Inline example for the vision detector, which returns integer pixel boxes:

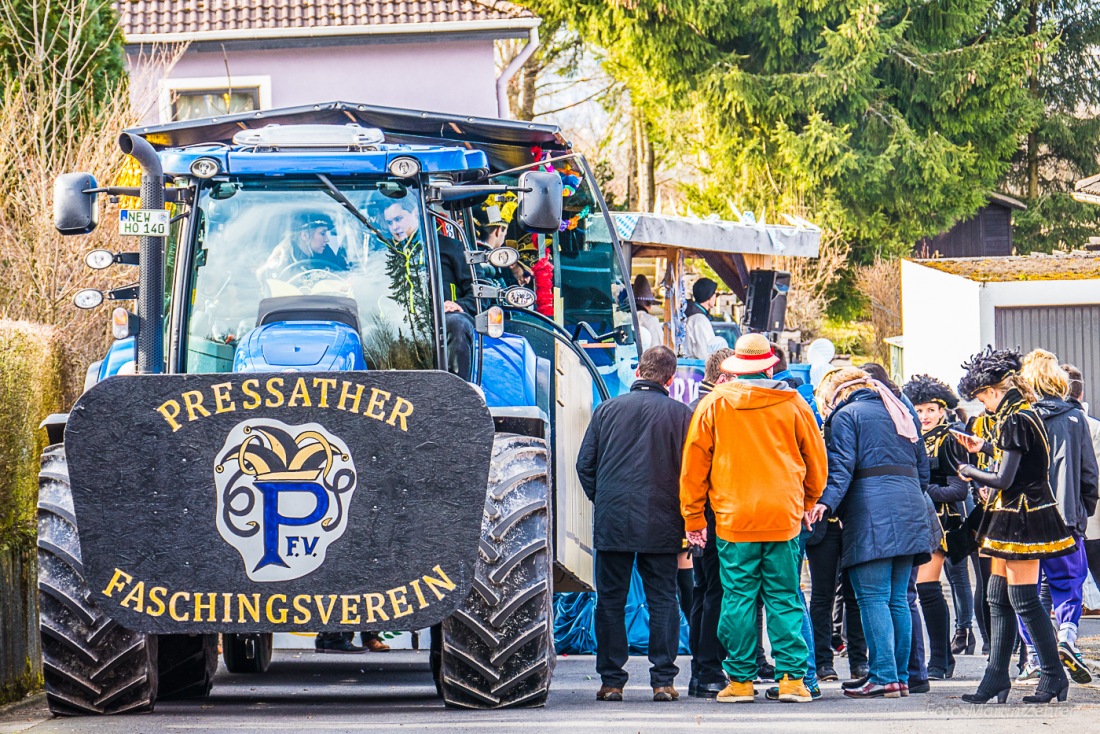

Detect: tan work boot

[777,674,813,703]
[596,685,624,701]
[653,685,679,701]
[716,680,756,703]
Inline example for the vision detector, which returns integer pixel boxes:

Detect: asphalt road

[5,622,1100,733]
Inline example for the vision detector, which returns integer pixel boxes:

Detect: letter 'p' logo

[214,419,357,582]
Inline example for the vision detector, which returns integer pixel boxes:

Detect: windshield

[183,178,435,373]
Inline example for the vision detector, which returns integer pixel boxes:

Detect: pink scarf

[831,378,919,443]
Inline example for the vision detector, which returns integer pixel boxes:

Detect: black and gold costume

[923,422,973,561]
[969,389,1075,560]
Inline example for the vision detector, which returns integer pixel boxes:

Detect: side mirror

[517,171,563,234]
[54,172,99,235]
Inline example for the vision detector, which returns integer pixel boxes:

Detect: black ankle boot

[1009,583,1068,701]
[951,628,969,655]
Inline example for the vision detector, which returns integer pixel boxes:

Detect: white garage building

[901,252,1100,417]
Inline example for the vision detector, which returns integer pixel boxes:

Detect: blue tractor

[43,102,640,714]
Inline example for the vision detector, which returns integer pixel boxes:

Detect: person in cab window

[472,203,514,288]
[259,212,349,283]
[381,198,477,380]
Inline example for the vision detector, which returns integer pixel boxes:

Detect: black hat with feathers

[903,374,959,410]
[957,346,1022,400]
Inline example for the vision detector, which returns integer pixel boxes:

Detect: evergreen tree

[1000,0,1100,253]
[537,0,1046,260]
[0,0,126,113]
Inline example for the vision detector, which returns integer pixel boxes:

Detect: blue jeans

[848,556,913,685]
[797,530,818,689]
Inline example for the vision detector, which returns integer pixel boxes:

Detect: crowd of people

[577,335,1100,704]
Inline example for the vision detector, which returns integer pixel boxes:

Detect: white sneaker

[1016,662,1040,683]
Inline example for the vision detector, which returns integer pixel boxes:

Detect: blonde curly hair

[1021,349,1069,400]
[817,366,879,416]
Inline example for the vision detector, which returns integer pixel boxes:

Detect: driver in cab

[258,212,349,284]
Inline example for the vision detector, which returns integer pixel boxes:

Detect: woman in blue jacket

[807,367,932,699]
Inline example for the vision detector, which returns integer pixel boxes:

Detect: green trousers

[716,537,808,682]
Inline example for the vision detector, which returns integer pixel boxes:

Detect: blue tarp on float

[553,565,691,655]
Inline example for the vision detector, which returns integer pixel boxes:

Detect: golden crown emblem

[223,426,343,482]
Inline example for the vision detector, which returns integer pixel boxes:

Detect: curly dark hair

[957,346,1023,400]
[903,374,959,410]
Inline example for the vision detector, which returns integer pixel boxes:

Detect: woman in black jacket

[956,348,1075,704]
[902,376,970,680]
[1017,349,1099,685]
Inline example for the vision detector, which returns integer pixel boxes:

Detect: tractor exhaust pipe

[118,132,164,375]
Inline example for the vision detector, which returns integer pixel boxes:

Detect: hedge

[0,320,70,703]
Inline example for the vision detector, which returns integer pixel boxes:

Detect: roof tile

[116,0,534,37]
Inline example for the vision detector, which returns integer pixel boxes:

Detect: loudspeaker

[744,270,790,333]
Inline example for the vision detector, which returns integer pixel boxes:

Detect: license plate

[119,209,169,237]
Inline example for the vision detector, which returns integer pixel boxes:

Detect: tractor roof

[126,101,571,172]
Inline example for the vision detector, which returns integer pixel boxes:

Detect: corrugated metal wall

[995,304,1100,418]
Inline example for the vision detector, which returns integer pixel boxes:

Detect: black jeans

[806,521,866,671]
[446,311,476,381]
[689,518,727,686]
[596,550,680,688]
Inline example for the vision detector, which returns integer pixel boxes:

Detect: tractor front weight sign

[63,370,494,634]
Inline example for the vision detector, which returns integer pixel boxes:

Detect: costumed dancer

[683,278,726,360]
[902,375,970,680]
[955,347,1074,705]
[633,275,665,351]
[1016,350,1099,685]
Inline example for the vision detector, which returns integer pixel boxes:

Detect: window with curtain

[171,88,259,121]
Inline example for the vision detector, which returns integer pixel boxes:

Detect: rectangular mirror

[517,171,563,234]
[54,172,99,235]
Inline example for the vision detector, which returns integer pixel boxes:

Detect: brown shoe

[653,685,679,701]
[363,637,390,652]
[597,685,624,701]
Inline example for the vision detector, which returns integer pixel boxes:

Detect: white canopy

[612,212,820,258]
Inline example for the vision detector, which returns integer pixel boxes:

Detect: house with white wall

[901,252,1100,417]
[117,0,540,123]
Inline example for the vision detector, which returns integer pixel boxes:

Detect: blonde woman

[806,367,931,699]
[955,347,1074,704]
[1015,350,1098,685]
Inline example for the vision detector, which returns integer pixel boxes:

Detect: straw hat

[721,333,779,375]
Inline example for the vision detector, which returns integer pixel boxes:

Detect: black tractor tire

[156,634,219,700]
[440,433,554,709]
[37,444,159,716]
[222,633,273,673]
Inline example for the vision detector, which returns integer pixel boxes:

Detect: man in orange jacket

[680,333,828,704]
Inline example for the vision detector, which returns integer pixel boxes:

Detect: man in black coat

[577,346,694,702]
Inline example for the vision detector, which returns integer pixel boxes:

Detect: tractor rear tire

[440,433,554,709]
[222,633,273,673]
[37,444,159,716]
[156,634,218,700]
